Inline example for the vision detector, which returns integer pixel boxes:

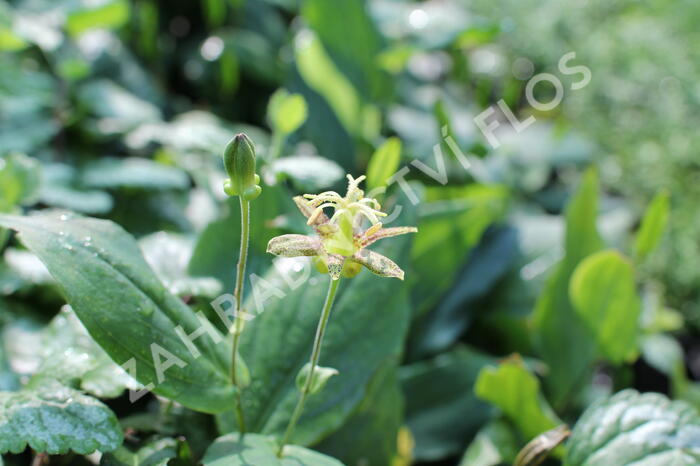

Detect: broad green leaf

[77,80,161,134]
[532,168,603,408]
[268,89,308,135]
[459,420,519,466]
[38,306,138,398]
[140,232,222,299]
[302,0,386,100]
[225,195,417,445]
[635,190,670,261]
[0,212,235,413]
[0,378,122,454]
[474,357,560,441]
[0,153,41,212]
[202,433,343,465]
[410,226,518,358]
[295,29,376,139]
[411,184,509,315]
[66,0,130,37]
[570,250,641,363]
[100,437,190,466]
[366,137,401,192]
[40,163,113,214]
[316,361,403,466]
[81,157,189,191]
[566,390,700,466]
[401,346,495,461]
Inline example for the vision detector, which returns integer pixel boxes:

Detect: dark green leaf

[316,361,403,466]
[401,346,495,461]
[0,211,235,413]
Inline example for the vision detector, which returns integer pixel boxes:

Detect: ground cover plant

[1,0,699,465]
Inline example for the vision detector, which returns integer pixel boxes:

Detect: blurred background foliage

[0,0,698,465]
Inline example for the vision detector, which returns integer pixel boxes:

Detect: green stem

[277,276,341,457]
[231,197,250,433]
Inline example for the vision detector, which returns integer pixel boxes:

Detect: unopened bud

[223,133,262,201]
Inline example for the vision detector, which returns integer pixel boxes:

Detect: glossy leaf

[570,250,641,363]
[474,357,560,441]
[566,390,700,466]
[635,190,670,261]
[459,420,519,466]
[202,433,343,465]
[0,211,235,413]
[532,168,603,408]
[0,378,122,454]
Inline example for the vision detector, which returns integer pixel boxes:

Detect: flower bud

[223,133,262,201]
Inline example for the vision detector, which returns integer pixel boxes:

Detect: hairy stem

[231,197,250,433]
[277,276,342,457]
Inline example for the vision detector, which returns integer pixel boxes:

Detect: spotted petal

[267,234,321,257]
[352,249,405,280]
[293,196,330,228]
[357,226,418,248]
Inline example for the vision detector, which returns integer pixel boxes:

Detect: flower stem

[277,276,342,457]
[231,197,250,433]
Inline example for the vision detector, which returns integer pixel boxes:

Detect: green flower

[267,175,417,280]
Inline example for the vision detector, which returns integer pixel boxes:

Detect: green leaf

[226,196,417,445]
[315,361,403,466]
[202,433,343,465]
[140,232,223,299]
[66,0,130,37]
[0,378,122,454]
[635,190,670,261]
[401,346,495,461]
[38,307,138,398]
[474,357,560,441]
[296,363,339,395]
[268,155,344,192]
[566,390,700,466]
[100,437,189,466]
[0,153,41,212]
[81,157,189,191]
[532,168,603,408]
[366,137,401,193]
[0,211,235,414]
[459,420,519,466]
[268,89,308,135]
[411,184,509,314]
[294,29,375,139]
[570,250,641,363]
